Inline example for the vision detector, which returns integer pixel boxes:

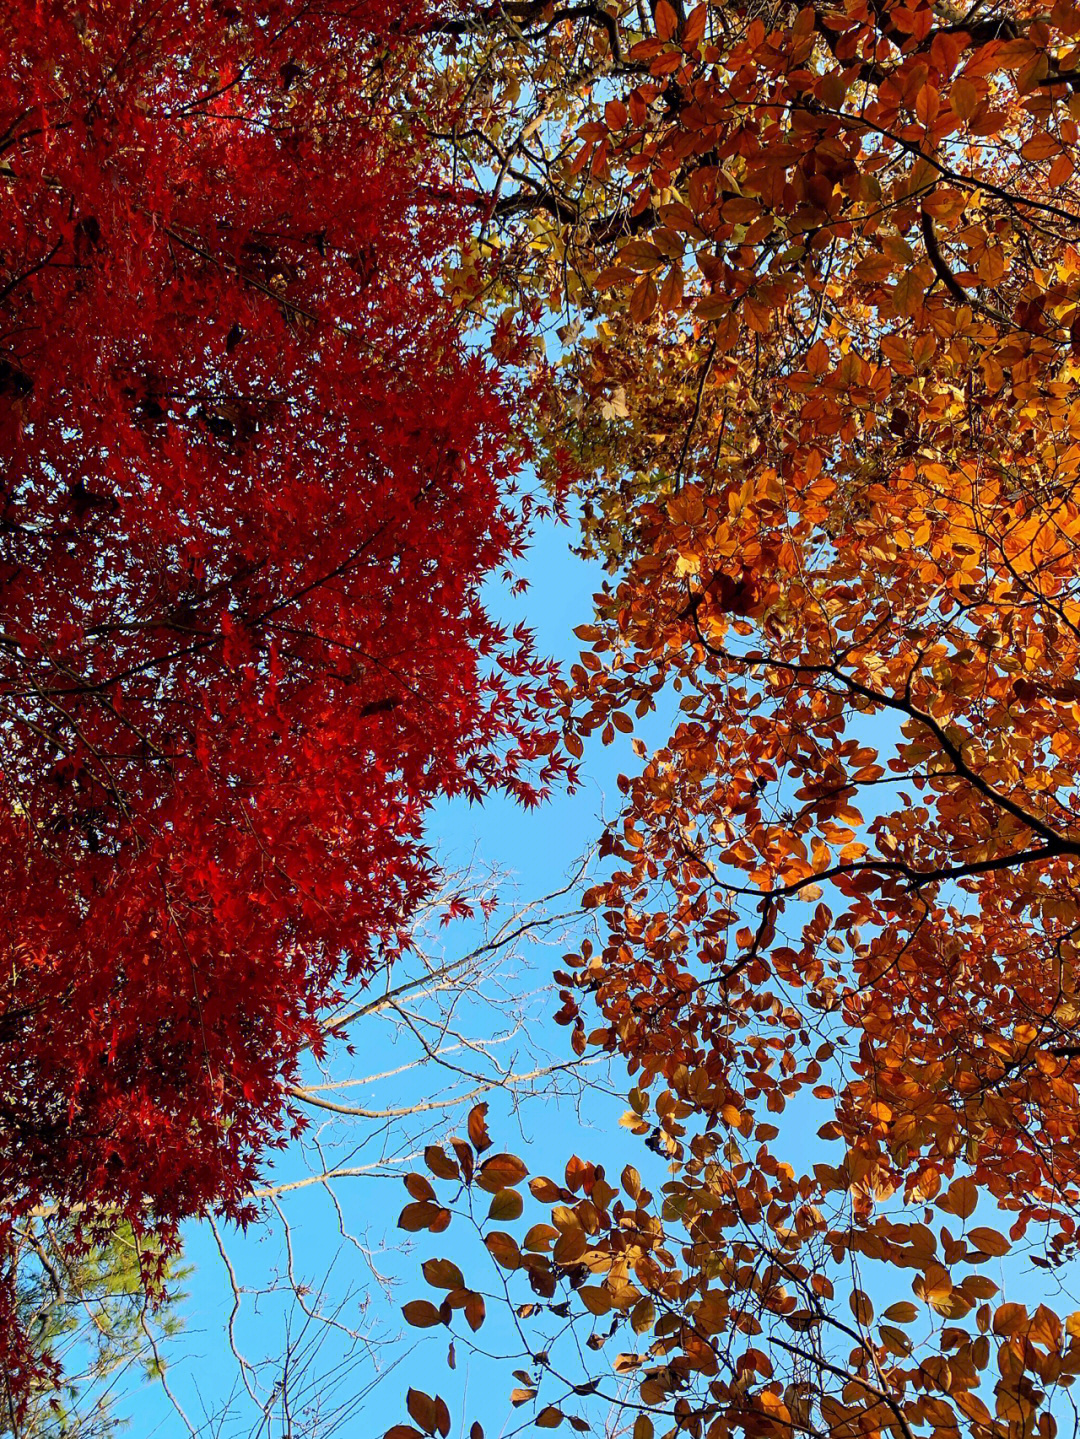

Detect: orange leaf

[467,1102,492,1153]
[654,0,679,40]
[476,1153,529,1192]
[629,274,658,322]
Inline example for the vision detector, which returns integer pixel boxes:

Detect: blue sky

[125,510,644,1435]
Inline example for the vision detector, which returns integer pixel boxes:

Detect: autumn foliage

[0,0,564,1398]
[384,3,1080,1439]
[12,0,1080,1427]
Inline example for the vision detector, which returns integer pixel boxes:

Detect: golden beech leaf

[605,99,628,131]
[619,241,665,273]
[915,1264,953,1311]
[939,1176,977,1219]
[950,76,978,119]
[993,1303,1028,1337]
[593,266,634,291]
[960,1274,999,1301]
[955,1392,993,1426]
[524,1223,558,1251]
[968,1226,1011,1257]
[1021,131,1063,161]
[553,1227,588,1264]
[682,3,706,45]
[579,1285,613,1316]
[878,1323,912,1356]
[660,266,684,311]
[536,1407,564,1428]
[1029,1305,1062,1350]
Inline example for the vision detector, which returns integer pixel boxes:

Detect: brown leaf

[402,1300,444,1328]
[488,1188,524,1221]
[476,1153,529,1193]
[407,1390,438,1435]
[629,274,658,324]
[579,1285,612,1316]
[399,1202,451,1233]
[682,3,706,45]
[464,1290,486,1332]
[485,1232,522,1270]
[422,1258,464,1290]
[424,1147,460,1181]
[467,1102,492,1154]
[405,1173,436,1203]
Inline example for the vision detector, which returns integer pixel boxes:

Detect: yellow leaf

[579,1285,612,1316]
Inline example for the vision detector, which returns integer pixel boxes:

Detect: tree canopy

[10,0,1080,1431]
[0,0,564,1404]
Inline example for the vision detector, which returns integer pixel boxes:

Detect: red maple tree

[0,0,562,1398]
